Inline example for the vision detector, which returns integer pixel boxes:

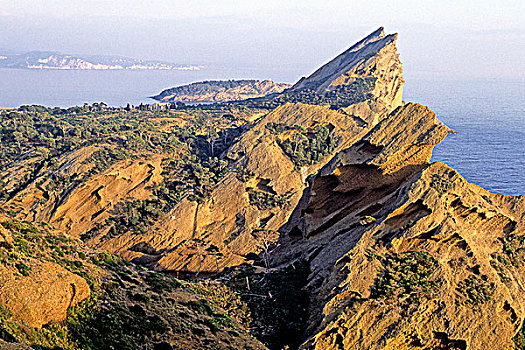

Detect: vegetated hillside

[153,80,291,103]
[0,215,266,349]
[0,27,524,350]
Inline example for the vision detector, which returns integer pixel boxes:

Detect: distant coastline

[0,51,202,71]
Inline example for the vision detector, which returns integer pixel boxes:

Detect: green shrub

[370,251,439,300]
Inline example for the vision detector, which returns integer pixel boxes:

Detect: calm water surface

[404,78,524,196]
[0,69,523,195]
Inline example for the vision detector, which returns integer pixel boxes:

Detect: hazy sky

[1,0,524,81]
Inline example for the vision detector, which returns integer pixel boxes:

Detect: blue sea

[403,78,524,196]
[0,68,523,196]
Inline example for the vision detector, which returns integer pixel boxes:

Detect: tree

[206,244,223,274]
[251,229,279,271]
[189,238,206,278]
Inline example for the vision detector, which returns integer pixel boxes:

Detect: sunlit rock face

[291,27,404,112]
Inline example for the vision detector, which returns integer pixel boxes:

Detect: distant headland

[0,51,202,71]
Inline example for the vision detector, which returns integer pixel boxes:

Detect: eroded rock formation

[95,28,408,273]
[292,27,404,112]
[269,102,524,348]
[1,27,523,349]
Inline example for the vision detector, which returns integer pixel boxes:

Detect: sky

[1,0,524,81]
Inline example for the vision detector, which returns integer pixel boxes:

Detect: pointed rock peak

[291,27,404,111]
[352,26,385,46]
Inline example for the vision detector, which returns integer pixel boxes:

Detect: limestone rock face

[0,260,90,328]
[269,103,525,349]
[5,146,164,239]
[291,27,404,111]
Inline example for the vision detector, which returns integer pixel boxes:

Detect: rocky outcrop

[291,27,404,112]
[268,103,525,349]
[4,147,164,239]
[95,28,407,273]
[0,260,90,328]
[99,102,369,272]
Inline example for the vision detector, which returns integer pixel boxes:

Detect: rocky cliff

[271,103,525,349]
[92,29,407,274]
[292,27,404,113]
[0,28,523,350]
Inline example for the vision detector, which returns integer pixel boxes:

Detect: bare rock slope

[97,28,406,273]
[270,101,524,349]
[292,27,404,112]
[0,219,90,329]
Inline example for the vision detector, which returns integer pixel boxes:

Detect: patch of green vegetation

[278,124,337,167]
[499,234,525,267]
[81,146,135,179]
[145,272,183,292]
[240,77,376,110]
[489,234,525,285]
[0,219,101,293]
[365,249,382,262]
[490,258,511,283]
[247,188,294,211]
[370,251,439,300]
[0,304,11,322]
[90,252,131,270]
[430,174,453,193]
[104,199,166,237]
[457,275,494,305]
[1,220,76,266]
[235,167,255,182]
[189,281,251,328]
[265,122,304,135]
[14,261,30,276]
[67,299,169,350]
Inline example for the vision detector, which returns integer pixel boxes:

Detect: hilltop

[0,28,523,350]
